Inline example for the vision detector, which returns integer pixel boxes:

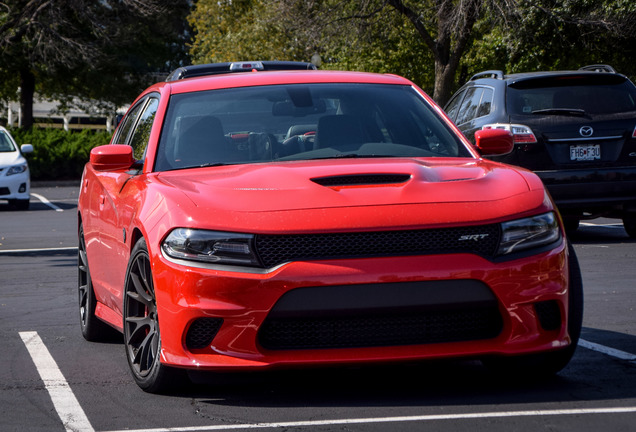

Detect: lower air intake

[185,318,223,350]
[258,280,503,350]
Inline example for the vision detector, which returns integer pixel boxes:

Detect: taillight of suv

[482,123,537,144]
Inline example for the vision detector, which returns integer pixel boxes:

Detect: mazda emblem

[580,126,593,137]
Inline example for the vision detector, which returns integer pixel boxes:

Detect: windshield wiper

[531,108,586,116]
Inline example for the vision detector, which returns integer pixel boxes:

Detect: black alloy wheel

[123,238,185,393]
[78,224,115,341]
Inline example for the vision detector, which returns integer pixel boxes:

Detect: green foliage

[188,0,436,93]
[10,128,111,180]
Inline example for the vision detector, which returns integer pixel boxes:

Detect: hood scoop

[311,173,411,187]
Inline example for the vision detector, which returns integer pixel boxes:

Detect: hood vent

[311,174,411,187]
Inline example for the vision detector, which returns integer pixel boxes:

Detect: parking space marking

[31,192,64,212]
[580,222,623,229]
[579,338,636,362]
[103,406,636,432]
[0,246,77,255]
[19,331,94,432]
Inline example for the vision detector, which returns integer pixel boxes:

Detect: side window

[129,98,159,160]
[113,102,145,145]
[455,87,484,125]
[444,90,465,122]
[476,87,494,118]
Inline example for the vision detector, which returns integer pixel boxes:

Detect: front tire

[123,238,186,393]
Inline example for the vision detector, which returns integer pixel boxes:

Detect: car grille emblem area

[579,126,594,137]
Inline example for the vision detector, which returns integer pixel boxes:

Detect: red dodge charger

[78,61,582,392]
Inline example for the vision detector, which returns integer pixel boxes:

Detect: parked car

[78,61,582,393]
[0,126,32,210]
[444,65,636,236]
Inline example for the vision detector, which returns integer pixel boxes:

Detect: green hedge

[10,128,112,181]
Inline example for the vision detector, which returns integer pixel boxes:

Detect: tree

[188,0,636,105]
[0,0,190,128]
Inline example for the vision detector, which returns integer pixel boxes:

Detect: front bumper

[0,170,30,200]
[153,242,571,371]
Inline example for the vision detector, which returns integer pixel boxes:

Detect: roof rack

[166,61,317,82]
[578,64,616,73]
[470,70,505,81]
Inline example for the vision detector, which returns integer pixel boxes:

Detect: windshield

[155,83,471,171]
[507,76,636,116]
[0,132,16,152]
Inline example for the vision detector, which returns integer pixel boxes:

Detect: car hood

[0,151,25,168]
[154,158,546,231]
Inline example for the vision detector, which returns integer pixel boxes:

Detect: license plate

[570,144,600,161]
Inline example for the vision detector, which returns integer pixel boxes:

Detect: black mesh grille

[259,308,503,350]
[311,174,412,186]
[534,301,562,331]
[185,318,223,350]
[255,224,500,268]
[0,187,10,196]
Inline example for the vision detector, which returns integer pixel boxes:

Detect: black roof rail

[578,64,616,73]
[470,70,505,81]
[166,61,317,82]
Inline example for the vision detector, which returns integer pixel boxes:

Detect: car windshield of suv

[507,75,636,117]
[155,83,471,171]
[0,132,16,152]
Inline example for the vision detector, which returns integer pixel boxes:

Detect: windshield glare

[155,83,470,171]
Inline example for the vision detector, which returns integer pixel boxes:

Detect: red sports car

[78,61,582,393]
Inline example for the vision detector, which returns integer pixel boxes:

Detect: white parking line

[16,331,636,432]
[103,406,636,432]
[19,331,94,432]
[580,222,623,229]
[0,246,77,255]
[31,192,64,212]
[579,338,636,362]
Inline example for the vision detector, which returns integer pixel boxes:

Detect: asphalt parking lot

[1,185,635,432]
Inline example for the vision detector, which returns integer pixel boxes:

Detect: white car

[0,127,32,210]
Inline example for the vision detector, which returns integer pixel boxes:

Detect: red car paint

[78,66,581,391]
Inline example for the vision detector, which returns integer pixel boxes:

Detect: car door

[86,95,159,317]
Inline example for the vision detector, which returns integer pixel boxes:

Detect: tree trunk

[433,58,456,107]
[19,68,35,129]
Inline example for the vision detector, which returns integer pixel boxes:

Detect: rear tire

[622,216,636,239]
[78,225,118,341]
[123,238,187,393]
[483,242,583,376]
[563,218,580,236]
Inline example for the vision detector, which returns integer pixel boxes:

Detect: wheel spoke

[124,245,161,378]
[129,271,153,305]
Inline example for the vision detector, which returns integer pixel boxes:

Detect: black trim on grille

[254,224,501,268]
[534,301,562,331]
[258,280,503,350]
[185,318,224,350]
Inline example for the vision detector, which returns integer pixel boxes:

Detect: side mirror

[474,129,514,156]
[20,144,33,154]
[90,145,134,171]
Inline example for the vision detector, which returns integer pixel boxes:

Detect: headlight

[162,229,260,266]
[498,212,561,255]
[7,164,27,176]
